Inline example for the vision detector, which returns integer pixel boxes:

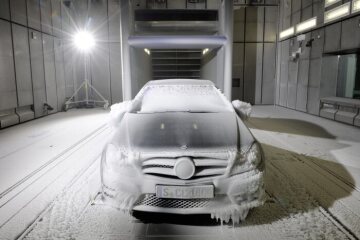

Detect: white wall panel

[232,43,244,101]
[89,0,109,42]
[310,29,324,59]
[54,38,66,111]
[295,59,309,112]
[320,56,338,98]
[245,7,264,42]
[51,0,62,37]
[40,0,53,34]
[287,40,299,109]
[341,16,360,50]
[29,30,46,117]
[244,43,263,104]
[12,24,33,107]
[0,0,10,20]
[10,0,27,25]
[324,23,341,53]
[307,58,321,115]
[0,20,17,111]
[91,44,111,103]
[233,8,245,42]
[167,0,186,9]
[279,40,289,107]
[108,0,121,42]
[27,0,41,30]
[262,43,276,104]
[109,43,122,103]
[264,6,278,42]
[42,34,58,113]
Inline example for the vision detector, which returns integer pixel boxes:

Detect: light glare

[296,17,317,34]
[73,31,95,52]
[144,48,151,55]
[324,3,350,23]
[324,0,341,7]
[279,27,294,40]
[353,0,360,13]
[202,48,209,55]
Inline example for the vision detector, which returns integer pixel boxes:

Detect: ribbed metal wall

[151,49,202,80]
[232,2,279,104]
[277,0,360,117]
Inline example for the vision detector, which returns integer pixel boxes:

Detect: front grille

[141,157,228,179]
[142,164,173,169]
[134,194,212,209]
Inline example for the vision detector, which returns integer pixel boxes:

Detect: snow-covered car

[101,79,265,223]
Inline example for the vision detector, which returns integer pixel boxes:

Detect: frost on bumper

[210,149,265,224]
[100,144,144,212]
[101,141,265,223]
[211,171,265,224]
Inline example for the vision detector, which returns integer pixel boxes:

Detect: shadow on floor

[132,211,219,226]
[246,117,336,139]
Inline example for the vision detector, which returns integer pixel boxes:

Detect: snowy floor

[0,106,359,239]
[0,109,110,239]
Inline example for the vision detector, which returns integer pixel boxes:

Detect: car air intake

[134,194,213,209]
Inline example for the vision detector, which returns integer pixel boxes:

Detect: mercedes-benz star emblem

[174,157,195,180]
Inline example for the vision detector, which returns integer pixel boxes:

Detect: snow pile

[232,100,252,120]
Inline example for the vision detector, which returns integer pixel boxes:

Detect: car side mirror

[108,100,133,128]
[232,100,252,120]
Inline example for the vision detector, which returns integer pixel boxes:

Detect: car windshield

[137,85,233,113]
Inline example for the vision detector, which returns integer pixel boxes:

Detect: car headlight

[101,143,143,206]
[230,142,262,176]
[101,143,141,174]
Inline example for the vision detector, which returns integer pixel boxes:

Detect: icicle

[210,205,251,225]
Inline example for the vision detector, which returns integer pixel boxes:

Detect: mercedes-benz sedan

[101,79,264,223]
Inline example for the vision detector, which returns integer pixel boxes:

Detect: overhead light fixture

[353,0,360,13]
[324,2,350,23]
[202,48,209,55]
[144,48,151,55]
[73,31,95,52]
[296,17,317,34]
[324,0,341,8]
[279,27,295,40]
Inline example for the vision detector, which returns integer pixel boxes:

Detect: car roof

[145,79,215,87]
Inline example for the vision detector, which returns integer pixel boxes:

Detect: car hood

[116,112,239,153]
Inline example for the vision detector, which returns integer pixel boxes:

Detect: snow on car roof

[135,80,233,113]
[145,79,215,87]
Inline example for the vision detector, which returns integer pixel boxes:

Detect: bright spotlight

[73,31,95,52]
[202,48,209,55]
[144,48,151,55]
[65,30,109,110]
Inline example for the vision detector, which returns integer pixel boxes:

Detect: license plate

[155,185,214,199]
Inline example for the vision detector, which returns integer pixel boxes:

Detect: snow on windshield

[138,85,234,113]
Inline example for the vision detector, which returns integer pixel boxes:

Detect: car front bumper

[102,168,264,216]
